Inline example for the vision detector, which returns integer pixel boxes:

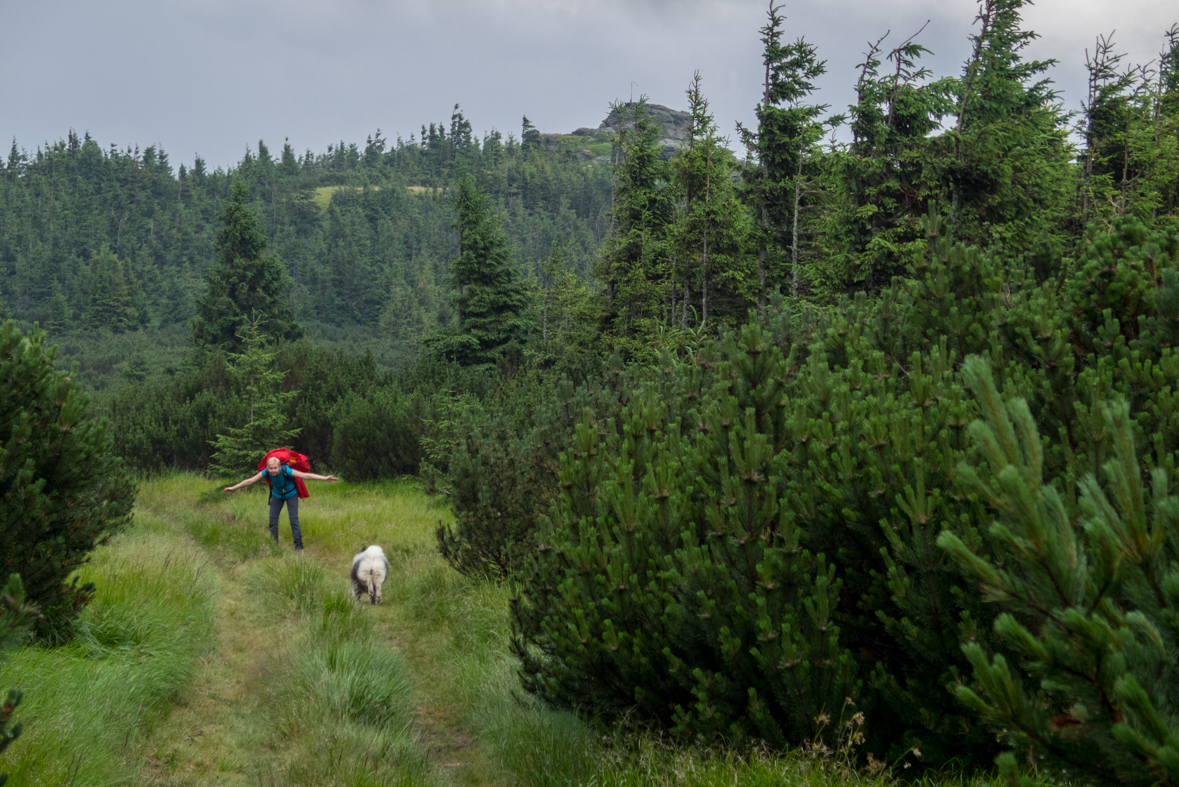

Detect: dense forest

[0,107,612,376]
[5,0,1179,783]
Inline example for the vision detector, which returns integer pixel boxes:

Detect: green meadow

[0,477,997,786]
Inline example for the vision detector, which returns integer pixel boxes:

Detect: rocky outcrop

[575,103,692,161]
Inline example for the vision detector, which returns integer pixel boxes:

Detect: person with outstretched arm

[224,457,339,552]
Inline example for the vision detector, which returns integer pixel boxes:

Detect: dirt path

[135,560,285,786]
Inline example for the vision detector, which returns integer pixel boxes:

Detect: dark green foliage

[1079,27,1179,229]
[1068,216,1179,351]
[510,312,992,762]
[595,99,676,355]
[940,359,1179,787]
[940,0,1074,249]
[529,246,605,379]
[507,216,1179,771]
[0,574,38,787]
[191,179,302,352]
[80,247,143,332]
[816,31,956,295]
[437,371,628,580]
[738,4,834,305]
[428,170,533,367]
[100,353,247,474]
[329,385,428,481]
[0,124,610,368]
[673,74,751,326]
[278,342,386,462]
[0,322,136,643]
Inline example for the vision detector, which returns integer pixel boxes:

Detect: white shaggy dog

[351,545,389,604]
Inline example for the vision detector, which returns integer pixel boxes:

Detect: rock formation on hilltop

[572,102,691,161]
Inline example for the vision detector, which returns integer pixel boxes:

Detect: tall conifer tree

[429,170,532,366]
[595,98,674,353]
[816,27,956,296]
[208,318,300,477]
[739,3,830,311]
[191,179,301,352]
[942,0,1073,247]
[673,73,749,327]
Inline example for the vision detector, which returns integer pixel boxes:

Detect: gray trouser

[269,495,302,549]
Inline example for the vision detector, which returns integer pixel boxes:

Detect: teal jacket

[261,464,298,500]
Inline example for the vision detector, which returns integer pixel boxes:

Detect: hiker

[224,457,339,552]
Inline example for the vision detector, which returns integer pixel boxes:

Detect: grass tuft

[0,518,216,785]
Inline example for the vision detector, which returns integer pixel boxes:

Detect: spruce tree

[0,321,136,643]
[816,28,955,296]
[738,3,831,307]
[673,73,750,326]
[208,318,300,477]
[84,247,138,332]
[1077,30,1179,228]
[428,169,532,367]
[941,0,1073,248]
[1080,33,1138,223]
[1159,26,1179,224]
[595,98,675,355]
[45,278,71,334]
[521,116,541,151]
[191,179,301,352]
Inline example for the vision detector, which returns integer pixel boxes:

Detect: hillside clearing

[311,185,441,212]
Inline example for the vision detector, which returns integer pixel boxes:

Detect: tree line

[0,107,611,368]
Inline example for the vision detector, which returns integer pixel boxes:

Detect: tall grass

[253,552,434,787]
[0,511,217,785]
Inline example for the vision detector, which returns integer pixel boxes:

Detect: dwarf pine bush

[0,321,136,642]
[939,359,1179,787]
[499,215,1179,772]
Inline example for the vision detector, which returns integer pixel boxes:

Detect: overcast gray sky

[2,0,1174,170]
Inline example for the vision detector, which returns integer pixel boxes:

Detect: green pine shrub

[507,216,1179,771]
[438,357,638,580]
[102,352,247,473]
[329,384,429,480]
[1068,216,1179,351]
[0,321,137,643]
[511,316,989,763]
[939,358,1179,787]
[278,342,386,463]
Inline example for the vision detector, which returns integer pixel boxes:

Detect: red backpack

[258,448,311,499]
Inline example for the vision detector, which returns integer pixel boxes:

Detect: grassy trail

[130,477,511,787]
[133,559,289,785]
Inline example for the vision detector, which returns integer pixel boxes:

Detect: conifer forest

[5,1,1179,784]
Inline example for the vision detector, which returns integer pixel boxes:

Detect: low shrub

[1,320,138,642]
[330,385,429,481]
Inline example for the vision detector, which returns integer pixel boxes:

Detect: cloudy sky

[3,0,1174,170]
